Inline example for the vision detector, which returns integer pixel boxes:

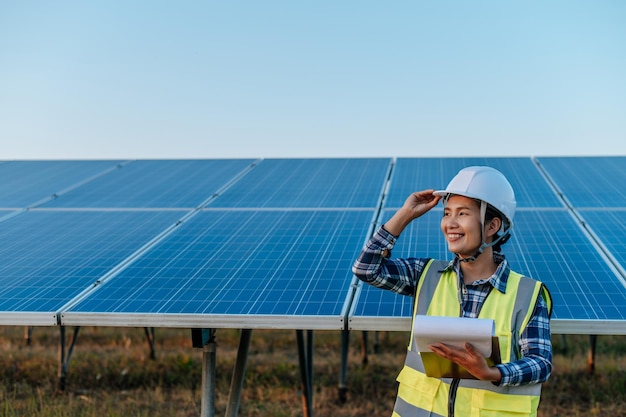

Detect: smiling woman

[352,166,553,417]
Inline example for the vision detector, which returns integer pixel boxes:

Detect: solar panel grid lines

[42,159,258,209]
[501,209,626,324]
[576,209,626,287]
[35,161,132,207]
[0,209,25,224]
[208,158,392,209]
[507,211,596,319]
[243,211,328,316]
[0,160,126,209]
[0,210,186,325]
[199,158,262,208]
[109,210,263,315]
[537,156,626,208]
[61,209,374,329]
[42,156,386,328]
[55,209,197,315]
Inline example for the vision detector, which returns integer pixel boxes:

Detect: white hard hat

[434,166,516,224]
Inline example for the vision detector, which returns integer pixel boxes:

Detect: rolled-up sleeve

[352,226,429,297]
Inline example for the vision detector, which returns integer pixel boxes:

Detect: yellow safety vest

[392,259,552,417]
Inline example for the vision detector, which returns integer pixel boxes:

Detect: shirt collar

[445,252,510,294]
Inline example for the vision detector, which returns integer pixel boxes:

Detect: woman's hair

[485,204,510,252]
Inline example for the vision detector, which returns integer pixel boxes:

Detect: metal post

[144,327,157,360]
[296,329,313,417]
[306,329,313,398]
[374,330,381,354]
[24,326,33,346]
[587,334,597,373]
[338,328,349,403]
[200,333,217,417]
[225,329,252,417]
[361,330,369,365]
[58,326,81,391]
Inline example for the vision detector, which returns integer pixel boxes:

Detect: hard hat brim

[433,189,482,200]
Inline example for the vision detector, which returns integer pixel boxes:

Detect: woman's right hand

[402,189,441,219]
[384,190,441,236]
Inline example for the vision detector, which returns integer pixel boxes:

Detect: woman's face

[440,195,484,258]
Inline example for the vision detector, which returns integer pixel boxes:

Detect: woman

[352,166,552,417]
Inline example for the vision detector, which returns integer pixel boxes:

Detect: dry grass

[1,326,625,416]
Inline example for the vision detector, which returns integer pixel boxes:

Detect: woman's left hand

[429,342,502,382]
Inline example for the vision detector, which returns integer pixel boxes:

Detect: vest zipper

[448,378,460,417]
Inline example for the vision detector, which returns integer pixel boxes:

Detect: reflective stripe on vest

[393,259,547,417]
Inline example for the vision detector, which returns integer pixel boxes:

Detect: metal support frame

[24,325,33,346]
[57,326,158,391]
[358,330,381,366]
[225,329,252,417]
[192,328,217,417]
[201,341,217,417]
[338,329,349,403]
[192,328,317,417]
[193,328,317,417]
[373,330,381,354]
[296,329,314,417]
[58,326,81,391]
[360,330,368,365]
[587,334,597,373]
[144,327,157,360]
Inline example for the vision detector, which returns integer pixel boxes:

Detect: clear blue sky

[1,1,625,159]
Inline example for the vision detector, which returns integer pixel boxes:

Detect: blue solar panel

[42,159,256,208]
[537,157,626,208]
[578,209,626,277]
[0,210,19,221]
[0,210,183,314]
[509,210,626,321]
[349,208,626,329]
[0,160,123,208]
[209,158,391,208]
[62,210,373,328]
[385,158,562,209]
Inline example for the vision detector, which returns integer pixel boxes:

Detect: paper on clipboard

[413,315,501,379]
[414,315,495,356]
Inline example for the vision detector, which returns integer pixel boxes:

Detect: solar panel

[537,156,626,208]
[0,210,184,325]
[384,157,562,209]
[0,160,124,208]
[578,209,626,278]
[61,210,374,329]
[209,158,391,208]
[508,210,626,323]
[0,210,19,222]
[42,159,256,208]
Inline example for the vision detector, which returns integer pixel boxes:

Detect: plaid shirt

[352,226,552,386]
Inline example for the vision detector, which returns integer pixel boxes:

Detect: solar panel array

[1,157,625,334]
